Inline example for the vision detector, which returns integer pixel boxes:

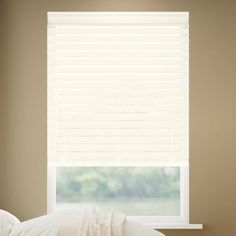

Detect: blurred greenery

[56,167,180,215]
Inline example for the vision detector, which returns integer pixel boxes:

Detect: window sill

[144,223,203,230]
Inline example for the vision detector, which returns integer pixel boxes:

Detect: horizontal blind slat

[52,27,188,35]
[55,50,183,58]
[54,43,184,51]
[55,129,181,137]
[54,58,182,66]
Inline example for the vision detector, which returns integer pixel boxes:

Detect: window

[47,12,189,225]
[56,167,181,216]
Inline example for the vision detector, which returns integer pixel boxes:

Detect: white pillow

[0,210,20,236]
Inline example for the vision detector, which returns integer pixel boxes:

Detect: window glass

[56,167,180,216]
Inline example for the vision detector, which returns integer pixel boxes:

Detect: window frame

[47,165,189,224]
[47,11,191,227]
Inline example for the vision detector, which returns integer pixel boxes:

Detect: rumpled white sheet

[10,207,125,236]
[0,210,20,236]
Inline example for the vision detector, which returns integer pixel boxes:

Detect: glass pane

[56,167,180,216]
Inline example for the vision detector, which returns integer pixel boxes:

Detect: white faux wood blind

[48,12,189,166]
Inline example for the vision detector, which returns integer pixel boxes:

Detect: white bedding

[7,208,164,236]
[10,208,124,236]
[124,220,164,236]
[0,210,20,236]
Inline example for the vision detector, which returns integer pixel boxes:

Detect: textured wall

[0,0,236,235]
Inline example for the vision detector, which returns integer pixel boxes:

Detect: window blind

[47,12,189,166]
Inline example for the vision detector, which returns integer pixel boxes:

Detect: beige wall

[1,0,236,235]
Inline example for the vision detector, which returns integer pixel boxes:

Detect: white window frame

[47,12,202,229]
[47,166,189,225]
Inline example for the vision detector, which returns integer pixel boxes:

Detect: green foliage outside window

[57,167,180,201]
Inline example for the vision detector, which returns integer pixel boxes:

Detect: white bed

[124,220,164,236]
[1,209,164,236]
